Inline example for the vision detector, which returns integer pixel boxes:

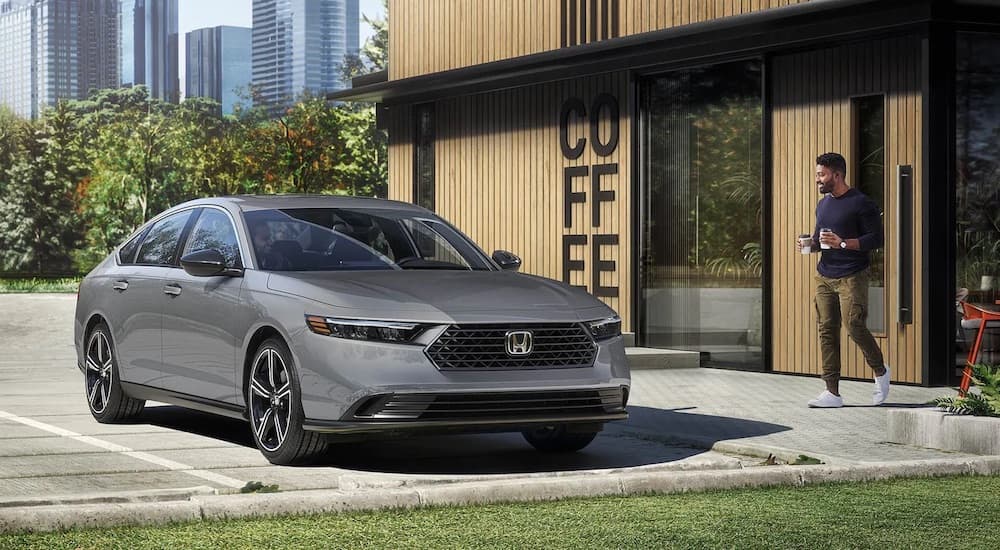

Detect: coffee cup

[798,234,812,254]
[819,228,833,249]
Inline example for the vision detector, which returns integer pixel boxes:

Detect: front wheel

[522,425,599,453]
[85,323,145,423]
[247,337,327,465]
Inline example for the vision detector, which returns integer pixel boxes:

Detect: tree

[0,101,84,273]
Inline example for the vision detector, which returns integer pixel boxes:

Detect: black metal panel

[924,23,956,386]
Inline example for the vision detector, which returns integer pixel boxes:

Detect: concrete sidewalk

[626,368,971,464]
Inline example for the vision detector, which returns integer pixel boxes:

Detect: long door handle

[163,284,182,296]
[112,280,128,292]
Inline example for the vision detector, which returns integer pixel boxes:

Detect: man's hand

[819,229,843,249]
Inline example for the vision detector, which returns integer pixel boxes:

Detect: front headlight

[305,315,424,344]
[587,316,621,341]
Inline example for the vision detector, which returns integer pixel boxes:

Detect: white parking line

[0,410,246,489]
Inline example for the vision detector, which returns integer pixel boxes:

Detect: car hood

[266,270,614,321]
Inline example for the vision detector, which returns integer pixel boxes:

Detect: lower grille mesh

[352,388,624,420]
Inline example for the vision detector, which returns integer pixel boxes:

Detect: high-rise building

[0,0,119,119]
[78,0,119,98]
[251,0,359,113]
[186,26,252,115]
[119,0,178,102]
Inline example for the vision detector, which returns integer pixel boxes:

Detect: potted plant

[932,364,1000,417]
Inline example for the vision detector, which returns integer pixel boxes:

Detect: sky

[177,0,386,98]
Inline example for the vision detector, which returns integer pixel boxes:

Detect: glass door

[639,60,764,370]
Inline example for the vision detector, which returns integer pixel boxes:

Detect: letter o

[590,93,619,157]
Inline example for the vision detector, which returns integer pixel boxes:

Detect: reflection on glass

[854,95,886,333]
[956,34,1000,304]
[640,60,763,370]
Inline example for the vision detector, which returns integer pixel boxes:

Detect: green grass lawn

[0,277,80,293]
[3,475,1000,549]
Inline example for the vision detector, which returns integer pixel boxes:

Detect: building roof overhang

[330,0,999,105]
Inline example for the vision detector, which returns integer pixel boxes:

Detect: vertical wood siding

[389,0,810,80]
[386,73,634,330]
[771,36,924,384]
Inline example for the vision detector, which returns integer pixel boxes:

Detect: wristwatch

[839,240,848,249]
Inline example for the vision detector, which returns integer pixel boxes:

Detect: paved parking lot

[0,294,747,505]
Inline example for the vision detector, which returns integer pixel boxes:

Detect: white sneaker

[807,390,844,408]
[873,365,891,406]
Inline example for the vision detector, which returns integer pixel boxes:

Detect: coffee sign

[560,94,619,298]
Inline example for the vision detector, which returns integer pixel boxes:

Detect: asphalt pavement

[1,293,996,534]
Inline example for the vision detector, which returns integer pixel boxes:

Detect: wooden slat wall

[386,73,633,330]
[771,36,923,384]
[389,0,811,80]
[619,0,808,36]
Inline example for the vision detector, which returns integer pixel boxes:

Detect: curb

[3,456,1000,534]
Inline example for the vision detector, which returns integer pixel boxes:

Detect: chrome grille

[352,388,624,420]
[426,323,597,370]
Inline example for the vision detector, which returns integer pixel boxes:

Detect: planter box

[887,408,1000,455]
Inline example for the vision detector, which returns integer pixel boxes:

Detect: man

[798,152,890,407]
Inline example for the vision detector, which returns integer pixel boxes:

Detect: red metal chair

[959,301,1000,396]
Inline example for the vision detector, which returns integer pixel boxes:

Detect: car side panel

[83,264,168,386]
[160,268,246,403]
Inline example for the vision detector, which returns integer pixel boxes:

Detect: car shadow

[137,405,256,448]
[313,405,791,474]
[135,404,791,475]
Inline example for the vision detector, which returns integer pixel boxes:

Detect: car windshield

[243,208,494,272]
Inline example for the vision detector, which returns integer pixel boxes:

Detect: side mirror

[492,250,522,272]
[180,249,241,277]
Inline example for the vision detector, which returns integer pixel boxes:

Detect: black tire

[84,323,145,423]
[247,337,327,465]
[522,425,599,453]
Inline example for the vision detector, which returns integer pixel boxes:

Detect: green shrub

[932,364,1000,417]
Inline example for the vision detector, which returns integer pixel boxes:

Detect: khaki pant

[814,270,884,383]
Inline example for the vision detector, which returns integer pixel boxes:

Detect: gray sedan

[74,196,630,465]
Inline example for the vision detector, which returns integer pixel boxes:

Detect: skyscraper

[119,0,178,102]
[186,26,252,115]
[0,0,118,119]
[251,0,359,113]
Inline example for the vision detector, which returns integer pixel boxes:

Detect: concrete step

[625,347,700,370]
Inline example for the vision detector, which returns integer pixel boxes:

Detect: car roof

[175,195,431,214]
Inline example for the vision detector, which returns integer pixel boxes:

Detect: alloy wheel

[85,331,114,414]
[249,348,292,452]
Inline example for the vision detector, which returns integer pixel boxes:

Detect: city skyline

[178,0,382,100]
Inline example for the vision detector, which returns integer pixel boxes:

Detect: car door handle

[163,284,182,296]
[112,280,128,292]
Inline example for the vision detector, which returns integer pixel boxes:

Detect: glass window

[853,95,886,333]
[243,208,492,272]
[136,210,194,266]
[182,209,242,267]
[956,33,1000,306]
[640,60,764,369]
[413,103,435,211]
[118,229,146,265]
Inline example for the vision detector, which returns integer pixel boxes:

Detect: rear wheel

[85,323,145,423]
[522,425,599,453]
[247,337,327,465]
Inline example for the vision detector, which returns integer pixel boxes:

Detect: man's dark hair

[816,152,847,176]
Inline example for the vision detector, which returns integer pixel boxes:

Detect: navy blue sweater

[812,188,883,279]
